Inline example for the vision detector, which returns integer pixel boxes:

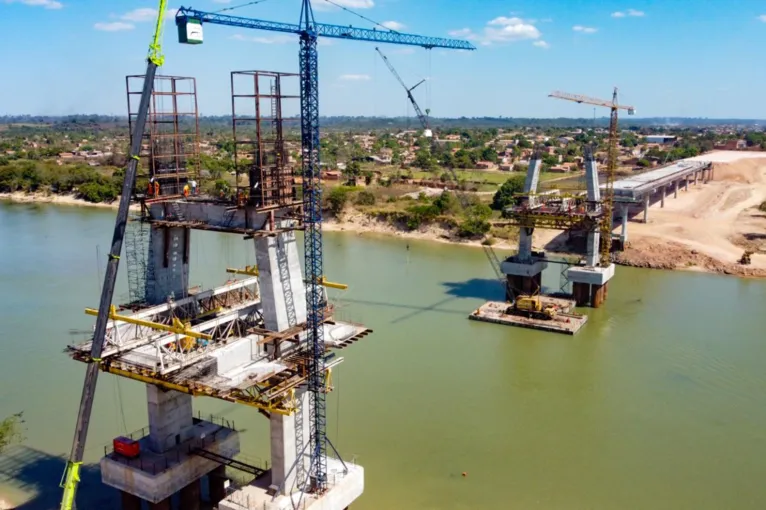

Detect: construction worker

[189,179,197,195]
[147,177,155,197]
[154,180,160,196]
[183,183,190,197]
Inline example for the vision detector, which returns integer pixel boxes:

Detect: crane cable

[214,0,275,14]
[321,0,396,32]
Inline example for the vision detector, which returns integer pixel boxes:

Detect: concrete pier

[209,465,228,505]
[619,204,629,247]
[121,491,141,510]
[147,225,190,305]
[501,158,547,299]
[180,479,201,510]
[566,264,615,308]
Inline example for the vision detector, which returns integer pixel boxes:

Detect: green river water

[1,201,766,509]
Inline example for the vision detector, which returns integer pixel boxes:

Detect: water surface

[1,202,766,509]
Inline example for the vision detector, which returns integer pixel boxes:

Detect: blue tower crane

[175,0,474,493]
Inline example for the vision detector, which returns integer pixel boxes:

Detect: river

[1,201,766,509]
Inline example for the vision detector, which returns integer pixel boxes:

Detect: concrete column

[180,479,201,510]
[149,498,171,510]
[643,195,649,223]
[147,385,194,453]
[518,228,534,261]
[660,186,665,208]
[585,231,600,267]
[694,171,699,185]
[147,226,190,305]
[674,180,678,198]
[684,177,689,191]
[620,203,629,246]
[592,284,606,308]
[255,230,308,333]
[120,491,141,510]
[572,282,590,307]
[270,391,310,495]
[209,465,227,505]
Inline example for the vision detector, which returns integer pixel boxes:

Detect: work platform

[469,299,587,335]
[219,457,363,510]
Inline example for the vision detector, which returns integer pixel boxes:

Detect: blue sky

[2,0,766,119]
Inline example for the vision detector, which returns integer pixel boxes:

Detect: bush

[404,203,439,230]
[78,181,118,203]
[457,203,492,238]
[432,190,458,214]
[327,186,352,215]
[760,201,766,213]
[355,190,376,206]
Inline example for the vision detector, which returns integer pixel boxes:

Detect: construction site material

[470,300,587,335]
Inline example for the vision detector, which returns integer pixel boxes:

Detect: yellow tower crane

[548,89,635,266]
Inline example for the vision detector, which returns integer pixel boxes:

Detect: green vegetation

[491,174,526,210]
[759,201,766,213]
[457,203,492,238]
[0,413,24,454]
[0,160,122,203]
[327,186,356,216]
[355,190,376,206]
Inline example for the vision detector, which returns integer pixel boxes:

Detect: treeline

[0,160,124,203]
[4,115,766,132]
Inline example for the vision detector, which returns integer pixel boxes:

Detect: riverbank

[0,191,119,209]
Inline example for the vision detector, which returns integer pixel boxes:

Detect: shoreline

[3,191,763,279]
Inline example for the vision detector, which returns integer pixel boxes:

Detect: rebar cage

[231,70,301,208]
[127,75,201,197]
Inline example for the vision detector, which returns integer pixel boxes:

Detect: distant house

[475,161,497,170]
[322,170,341,180]
[549,165,571,173]
[644,135,676,144]
[499,163,514,171]
[714,139,747,150]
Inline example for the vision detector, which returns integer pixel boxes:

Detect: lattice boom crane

[549,88,636,266]
[175,0,474,493]
[375,47,431,137]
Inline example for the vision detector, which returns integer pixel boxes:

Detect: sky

[2,0,766,119]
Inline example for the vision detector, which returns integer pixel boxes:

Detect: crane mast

[172,1,473,494]
[59,2,168,509]
[549,88,635,266]
[375,47,432,137]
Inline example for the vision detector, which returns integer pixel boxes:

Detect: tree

[414,148,435,169]
[480,146,498,163]
[327,186,351,215]
[0,413,24,454]
[345,160,361,184]
[491,174,526,210]
[458,203,492,238]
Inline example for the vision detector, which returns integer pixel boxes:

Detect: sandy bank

[0,191,124,210]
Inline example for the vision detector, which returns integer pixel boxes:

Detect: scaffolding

[231,70,301,208]
[127,74,200,197]
[125,218,150,306]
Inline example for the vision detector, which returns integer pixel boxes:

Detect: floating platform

[469,298,588,335]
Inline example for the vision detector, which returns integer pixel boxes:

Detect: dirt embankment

[619,156,766,276]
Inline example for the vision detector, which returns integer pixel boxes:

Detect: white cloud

[120,7,157,22]
[758,14,766,22]
[339,74,371,81]
[612,8,645,18]
[5,0,62,9]
[95,21,134,31]
[381,20,406,31]
[573,25,598,33]
[448,28,474,38]
[313,0,373,11]
[450,15,541,46]
[230,33,293,44]
[533,40,550,49]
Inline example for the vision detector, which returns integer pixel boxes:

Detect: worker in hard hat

[183,183,190,197]
[147,177,155,197]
